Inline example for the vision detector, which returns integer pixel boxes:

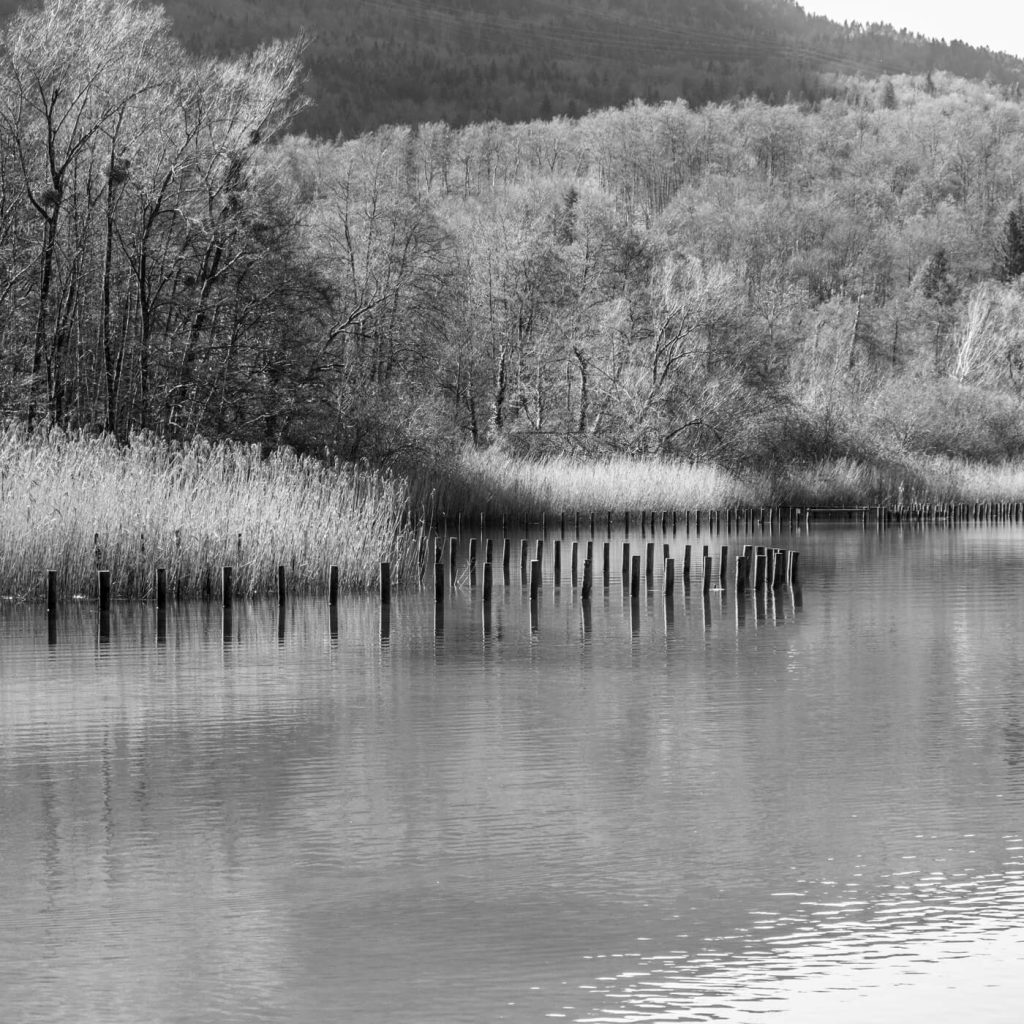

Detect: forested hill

[2,0,1023,137]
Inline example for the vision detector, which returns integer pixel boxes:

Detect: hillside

[2,0,1023,137]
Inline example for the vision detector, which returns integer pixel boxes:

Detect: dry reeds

[412,447,770,518]
[0,426,418,602]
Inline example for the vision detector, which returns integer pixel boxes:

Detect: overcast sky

[797,1,1023,58]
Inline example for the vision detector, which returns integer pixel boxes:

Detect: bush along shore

[0,427,419,603]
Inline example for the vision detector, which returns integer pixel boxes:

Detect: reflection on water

[2,522,1024,1023]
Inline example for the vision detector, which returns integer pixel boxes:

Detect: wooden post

[485,537,493,564]
[221,566,232,608]
[755,552,766,590]
[483,562,493,603]
[553,540,562,588]
[449,537,458,586]
[469,537,478,584]
[156,567,167,610]
[735,555,746,592]
[630,554,641,599]
[664,557,675,596]
[663,542,670,562]
[645,541,655,582]
[766,548,776,587]
[46,569,58,612]
[621,542,630,586]
[435,561,445,603]
[719,545,728,587]
[773,550,786,588]
[682,544,691,580]
[582,558,593,600]
[571,540,579,587]
[380,562,391,605]
[603,541,610,586]
[530,559,541,601]
[277,565,286,606]
[790,551,800,585]
[743,545,753,586]
[98,569,112,610]
[521,539,529,584]
[502,538,511,584]
[329,565,340,606]
[702,555,712,593]
[535,538,544,568]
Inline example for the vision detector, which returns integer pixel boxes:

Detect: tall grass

[777,455,1024,506]
[0,426,418,602]
[409,446,1024,520]
[411,447,772,518]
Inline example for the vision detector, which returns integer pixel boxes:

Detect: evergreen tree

[998,200,1024,282]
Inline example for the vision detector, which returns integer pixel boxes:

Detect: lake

[2,519,1023,1023]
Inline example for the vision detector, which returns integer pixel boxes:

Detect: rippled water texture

[2,521,1024,1023]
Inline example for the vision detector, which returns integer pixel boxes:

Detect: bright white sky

[798,1,1024,58]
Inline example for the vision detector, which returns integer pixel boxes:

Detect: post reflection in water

[2,524,1024,1024]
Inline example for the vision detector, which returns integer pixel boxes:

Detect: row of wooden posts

[424,537,797,604]
[46,537,797,615]
[445,501,1024,536]
[451,507,807,537]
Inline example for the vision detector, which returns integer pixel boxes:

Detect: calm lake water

[2,521,1024,1023]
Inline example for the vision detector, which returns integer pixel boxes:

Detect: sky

[797,1,1024,58]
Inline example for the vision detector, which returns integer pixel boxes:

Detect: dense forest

[0,0,1022,137]
[3,0,1024,483]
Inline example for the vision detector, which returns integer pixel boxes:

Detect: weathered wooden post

[380,562,391,605]
[96,569,111,611]
[483,562,493,603]
[502,538,511,585]
[435,561,445,603]
[530,559,541,601]
[702,554,712,593]
[621,542,631,586]
[665,557,675,596]
[735,555,746,592]
[535,538,544,568]
[278,565,286,606]
[773,549,786,588]
[603,541,611,586]
[553,540,562,588]
[46,570,58,613]
[582,558,593,601]
[682,544,692,581]
[789,551,800,585]
[329,565,340,606]
[221,566,232,608]
[631,554,641,600]
[743,545,753,587]
[521,539,529,584]
[720,545,729,588]
[571,540,579,587]
[469,537,478,585]
[646,541,655,583]
[449,537,458,586]
[485,537,493,564]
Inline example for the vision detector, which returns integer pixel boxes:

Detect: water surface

[2,521,1023,1022]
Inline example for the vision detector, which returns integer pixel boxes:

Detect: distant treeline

[2,0,1022,138]
[3,0,1024,478]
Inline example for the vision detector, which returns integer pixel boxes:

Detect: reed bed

[411,448,771,520]
[777,455,1024,507]
[412,446,1024,521]
[0,427,418,602]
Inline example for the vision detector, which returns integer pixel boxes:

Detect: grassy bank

[0,427,418,602]
[411,447,1024,519]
